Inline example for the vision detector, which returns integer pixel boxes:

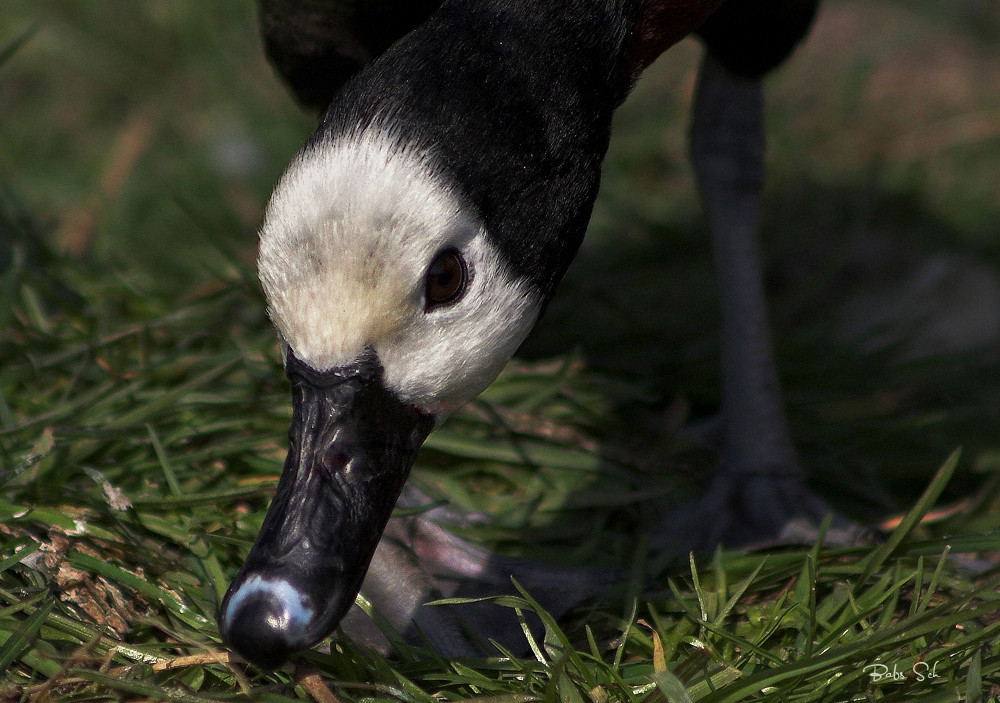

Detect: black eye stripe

[424,248,468,311]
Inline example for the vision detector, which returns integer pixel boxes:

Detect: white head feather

[258,128,542,415]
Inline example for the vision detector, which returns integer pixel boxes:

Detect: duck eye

[424,248,467,310]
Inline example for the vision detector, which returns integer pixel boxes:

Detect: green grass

[3,1,1000,700]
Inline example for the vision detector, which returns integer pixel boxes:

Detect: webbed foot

[653,468,870,553]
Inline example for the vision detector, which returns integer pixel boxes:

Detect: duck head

[218,129,546,667]
[219,0,640,667]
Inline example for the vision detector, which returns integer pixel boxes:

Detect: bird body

[221,0,824,668]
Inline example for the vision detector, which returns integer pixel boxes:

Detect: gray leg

[656,52,846,550]
[693,54,797,482]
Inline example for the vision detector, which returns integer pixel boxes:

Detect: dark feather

[261,0,821,114]
[696,0,820,78]
[258,0,442,113]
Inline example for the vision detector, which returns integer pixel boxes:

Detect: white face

[258,128,542,416]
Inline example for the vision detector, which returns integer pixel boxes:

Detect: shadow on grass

[519,176,1000,529]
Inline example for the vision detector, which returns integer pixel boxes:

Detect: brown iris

[424,248,468,310]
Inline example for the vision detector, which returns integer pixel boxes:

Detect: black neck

[312,0,641,301]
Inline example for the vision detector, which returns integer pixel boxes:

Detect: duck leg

[655,51,849,551]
